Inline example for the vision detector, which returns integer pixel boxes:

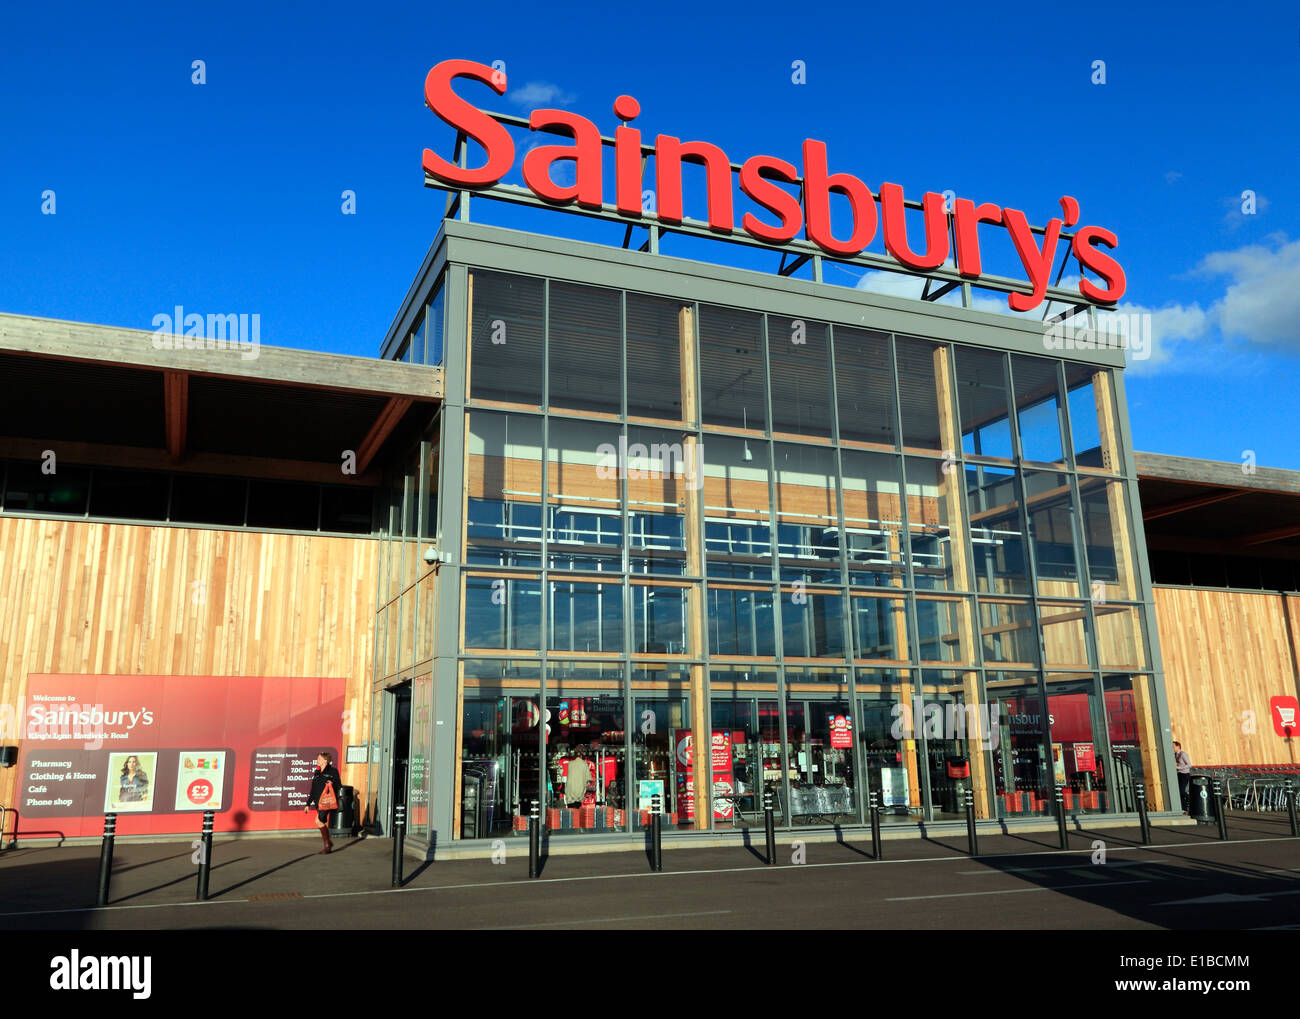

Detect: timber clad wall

[1155,585,1300,766]
[0,516,379,812]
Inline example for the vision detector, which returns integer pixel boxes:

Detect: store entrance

[461,692,632,837]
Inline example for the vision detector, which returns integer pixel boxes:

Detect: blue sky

[1,1,1297,466]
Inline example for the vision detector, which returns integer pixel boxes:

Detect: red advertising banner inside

[16,674,345,838]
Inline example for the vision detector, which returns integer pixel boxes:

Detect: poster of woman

[103,752,157,812]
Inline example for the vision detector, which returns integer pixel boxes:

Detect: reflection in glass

[1023,469,1082,597]
[965,464,1029,594]
[1012,354,1065,464]
[955,347,1013,459]
[840,450,906,587]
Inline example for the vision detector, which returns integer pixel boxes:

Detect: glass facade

[377,241,1168,841]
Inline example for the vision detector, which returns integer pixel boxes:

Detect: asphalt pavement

[1,811,1297,930]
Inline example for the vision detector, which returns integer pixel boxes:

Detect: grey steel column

[430,262,470,850]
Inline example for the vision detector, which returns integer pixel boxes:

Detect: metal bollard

[964,788,978,856]
[1135,782,1152,845]
[1212,779,1228,840]
[869,790,882,861]
[763,789,776,866]
[649,793,663,872]
[528,799,541,879]
[1055,786,1068,849]
[391,803,406,887]
[96,813,117,907]
[195,810,214,901]
[1287,779,1299,838]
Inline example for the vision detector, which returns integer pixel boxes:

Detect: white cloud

[507,81,576,107]
[842,234,1299,375]
[1198,233,1300,348]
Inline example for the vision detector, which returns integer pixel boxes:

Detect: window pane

[895,337,945,451]
[246,480,319,530]
[780,589,845,658]
[954,347,1013,459]
[978,599,1037,665]
[548,418,622,572]
[1063,363,1108,468]
[409,308,426,367]
[707,586,776,656]
[548,281,621,415]
[88,469,170,520]
[1039,601,1091,668]
[904,455,970,591]
[464,575,541,650]
[548,580,624,653]
[851,595,909,661]
[768,316,832,438]
[627,425,689,576]
[964,464,1029,595]
[321,486,374,533]
[170,475,245,526]
[840,450,905,588]
[1023,469,1082,596]
[467,411,543,568]
[1079,477,1136,599]
[915,598,973,664]
[428,283,446,367]
[626,293,684,420]
[703,436,772,581]
[834,327,895,446]
[3,461,90,514]
[1012,354,1065,464]
[631,585,689,654]
[774,442,840,585]
[698,305,764,431]
[470,272,544,406]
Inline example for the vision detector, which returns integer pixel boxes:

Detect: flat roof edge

[0,311,443,400]
[439,219,1129,369]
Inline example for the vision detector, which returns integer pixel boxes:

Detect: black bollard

[1135,782,1151,845]
[869,790,882,861]
[391,803,406,887]
[195,811,214,901]
[1212,778,1228,840]
[964,788,978,856]
[649,794,663,872]
[1055,786,1068,849]
[1286,779,1299,838]
[96,813,116,907]
[763,789,776,866]
[528,799,540,879]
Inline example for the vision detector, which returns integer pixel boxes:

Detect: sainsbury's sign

[422,59,1126,312]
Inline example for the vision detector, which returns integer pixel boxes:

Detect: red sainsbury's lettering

[420,59,1126,310]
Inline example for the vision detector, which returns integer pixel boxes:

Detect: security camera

[423,545,439,564]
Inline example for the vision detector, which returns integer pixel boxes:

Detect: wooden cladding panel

[1155,586,1300,766]
[0,517,379,808]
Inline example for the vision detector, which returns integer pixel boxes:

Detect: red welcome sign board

[16,674,344,838]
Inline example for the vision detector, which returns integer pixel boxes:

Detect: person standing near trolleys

[303,751,342,854]
[1173,741,1192,812]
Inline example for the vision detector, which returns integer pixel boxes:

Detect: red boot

[318,825,333,854]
